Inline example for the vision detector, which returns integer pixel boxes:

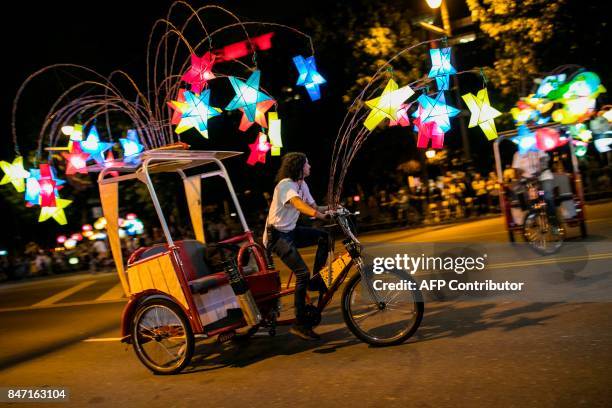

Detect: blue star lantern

[120,129,144,164]
[173,89,222,139]
[428,47,456,91]
[512,125,537,154]
[416,92,460,133]
[293,55,326,101]
[81,126,113,165]
[225,70,272,123]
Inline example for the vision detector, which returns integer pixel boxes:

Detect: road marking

[96,283,126,301]
[0,298,126,313]
[32,280,97,307]
[488,252,612,270]
[83,337,123,342]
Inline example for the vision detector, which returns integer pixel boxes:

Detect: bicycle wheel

[132,299,194,375]
[523,210,563,254]
[341,270,423,346]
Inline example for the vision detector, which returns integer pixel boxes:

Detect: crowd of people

[344,170,502,226]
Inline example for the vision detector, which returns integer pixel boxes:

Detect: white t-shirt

[512,151,553,181]
[263,178,316,246]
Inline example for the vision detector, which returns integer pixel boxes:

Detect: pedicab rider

[264,152,331,341]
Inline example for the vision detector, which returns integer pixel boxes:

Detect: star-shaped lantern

[0,156,30,193]
[462,88,502,141]
[81,126,114,164]
[246,133,271,166]
[61,141,90,175]
[293,55,327,101]
[239,99,276,132]
[364,79,415,131]
[512,125,537,154]
[39,197,72,225]
[389,104,411,127]
[168,89,187,125]
[181,52,216,94]
[120,129,144,164]
[415,116,445,149]
[415,92,460,133]
[24,169,41,206]
[173,89,222,139]
[225,71,272,123]
[428,47,456,91]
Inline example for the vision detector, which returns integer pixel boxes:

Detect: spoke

[352,307,380,322]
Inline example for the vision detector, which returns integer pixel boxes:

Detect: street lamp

[422,0,452,36]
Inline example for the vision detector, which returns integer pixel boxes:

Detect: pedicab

[97,146,423,374]
[493,125,588,252]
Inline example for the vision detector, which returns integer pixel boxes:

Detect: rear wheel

[341,270,423,346]
[132,299,194,375]
[523,209,563,254]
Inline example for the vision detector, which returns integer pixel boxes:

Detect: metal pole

[141,158,174,246]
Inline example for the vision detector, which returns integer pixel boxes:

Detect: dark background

[0,0,608,250]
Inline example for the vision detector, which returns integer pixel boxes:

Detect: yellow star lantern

[364,79,415,131]
[461,88,502,140]
[38,197,72,225]
[0,156,30,193]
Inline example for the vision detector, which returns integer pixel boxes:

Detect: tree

[466,0,564,96]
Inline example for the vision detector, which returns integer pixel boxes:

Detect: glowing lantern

[574,140,588,157]
[173,89,222,139]
[38,164,59,207]
[181,51,216,94]
[68,257,79,265]
[225,71,273,122]
[246,133,271,166]
[0,156,30,193]
[415,116,445,149]
[168,89,187,125]
[61,125,74,136]
[56,235,67,244]
[415,92,460,133]
[81,126,113,164]
[428,47,456,91]
[267,112,283,156]
[24,169,41,205]
[535,128,561,151]
[94,217,107,230]
[71,233,83,241]
[39,197,71,225]
[535,74,566,98]
[82,224,93,232]
[389,104,411,127]
[61,142,90,175]
[239,99,275,131]
[64,239,77,249]
[293,55,327,101]
[461,88,502,140]
[513,126,537,154]
[364,79,415,130]
[126,213,137,220]
[120,130,144,163]
[69,124,83,141]
[425,0,442,8]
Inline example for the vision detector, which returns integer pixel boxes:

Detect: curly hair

[275,152,307,183]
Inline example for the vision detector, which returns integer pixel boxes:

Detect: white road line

[32,280,97,307]
[96,283,126,301]
[83,337,123,342]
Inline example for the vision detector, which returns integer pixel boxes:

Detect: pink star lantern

[61,141,90,175]
[415,116,445,149]
[390,104,411,127]
[246,133,271,166]
[239,99,276,131]
[181,52,216,94]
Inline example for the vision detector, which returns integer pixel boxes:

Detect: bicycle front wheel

[341,270,423,346]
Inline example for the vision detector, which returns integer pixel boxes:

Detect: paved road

[1,203,611,407]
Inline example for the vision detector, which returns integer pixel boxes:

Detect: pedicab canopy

[96,149,242,296]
